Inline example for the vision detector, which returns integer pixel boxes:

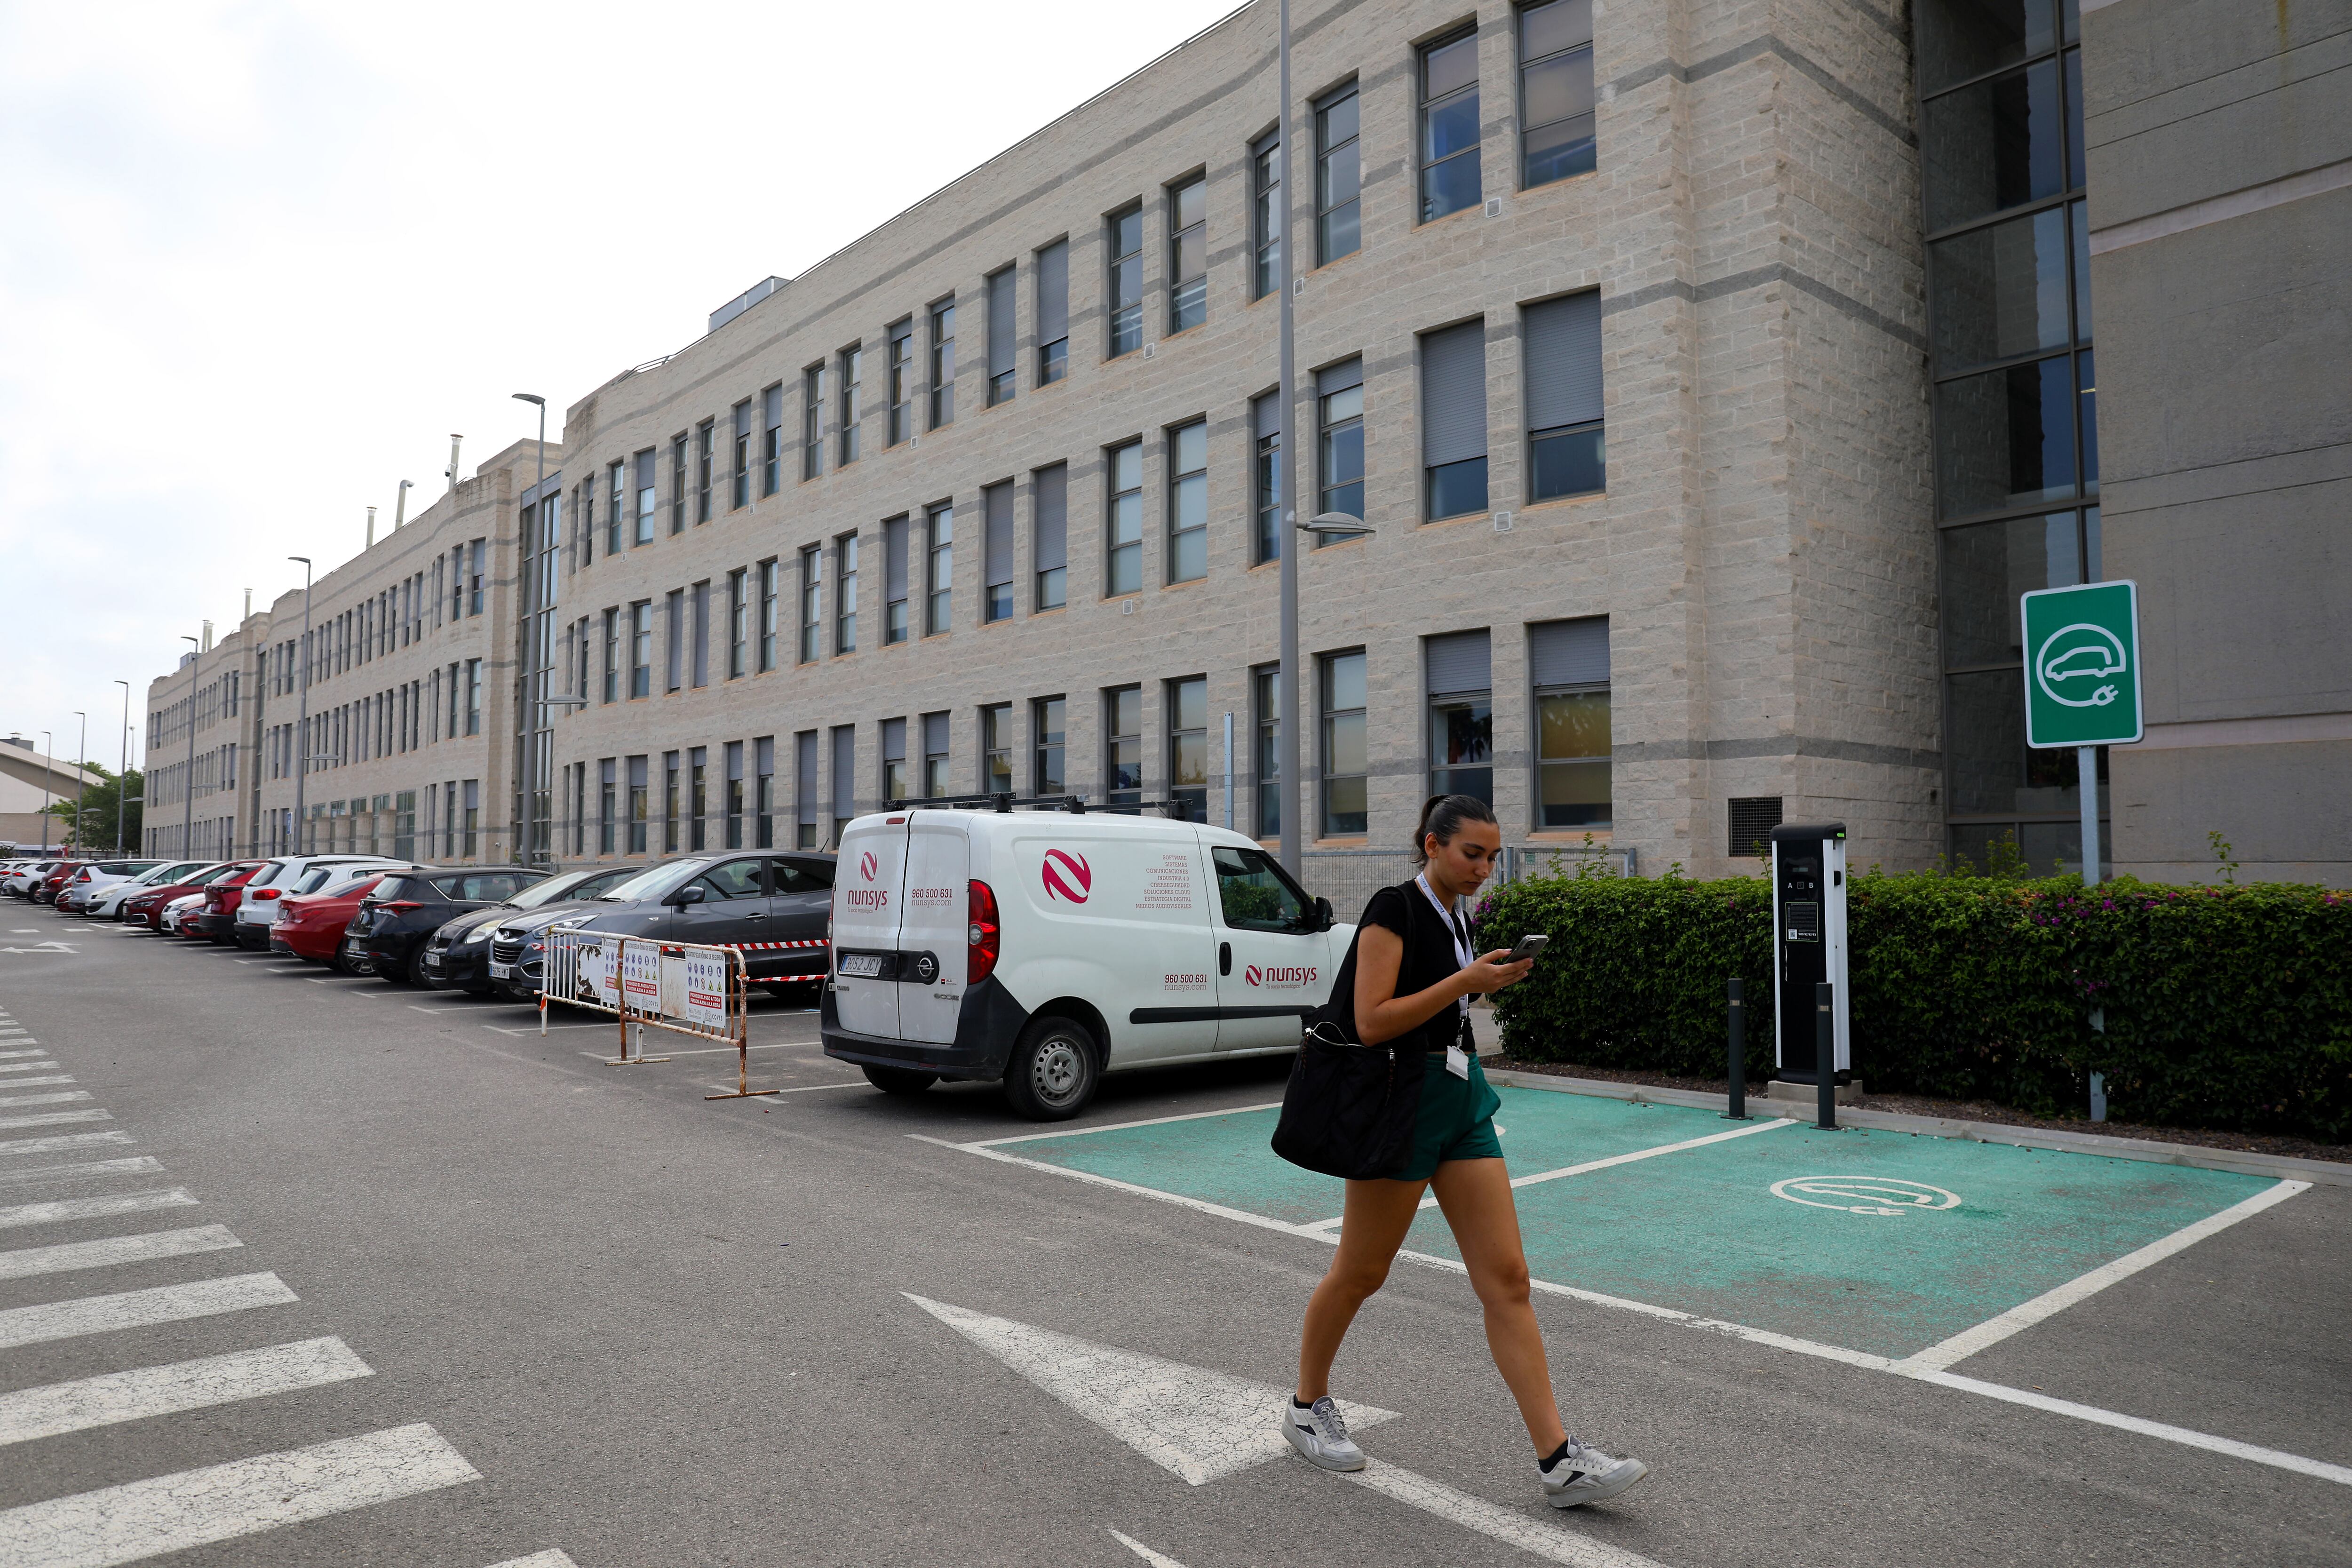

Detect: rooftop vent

[709,276,788,335]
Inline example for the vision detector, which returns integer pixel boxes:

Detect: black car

[345,867,545,985]
[421,865,644,994]
[516,851,834,1000]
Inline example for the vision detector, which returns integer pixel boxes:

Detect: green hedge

[1472,869,2352,1142]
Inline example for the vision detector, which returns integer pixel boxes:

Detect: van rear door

[831,816,908,1040]
[895,812,971,1045]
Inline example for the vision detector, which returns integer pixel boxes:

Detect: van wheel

[1003,1016,1100,1121]
[861,1064,938,1096]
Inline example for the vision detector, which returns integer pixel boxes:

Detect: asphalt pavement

[0,918,2347,1567]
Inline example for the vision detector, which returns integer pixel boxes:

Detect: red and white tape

[721,939,830,952]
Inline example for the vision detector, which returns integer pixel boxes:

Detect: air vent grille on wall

[1728,796,1785,859]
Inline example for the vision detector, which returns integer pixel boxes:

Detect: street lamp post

[36,730,51,853]
[1275,0,1301,876]
[511,392,547,867]
[179,635,199,859]
[288,557,313,855]
[71,713,87,855]
[113,681,131,855]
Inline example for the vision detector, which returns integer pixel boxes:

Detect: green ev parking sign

[2021,580,2143,748]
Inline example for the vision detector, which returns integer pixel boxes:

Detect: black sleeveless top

[1316,879,1476,1057]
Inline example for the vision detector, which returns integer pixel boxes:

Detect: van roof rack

[897,793,1193,820]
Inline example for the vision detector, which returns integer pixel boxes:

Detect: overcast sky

[0,0,1239,770]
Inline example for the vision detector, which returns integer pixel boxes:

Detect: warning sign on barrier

[683,948,728,1032]
[539,930,774,1100]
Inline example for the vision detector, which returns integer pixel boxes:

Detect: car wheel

[402,945,436,987]
[860,1063,939,1096]
[1002,1015,1100,1121]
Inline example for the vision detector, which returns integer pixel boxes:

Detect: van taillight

[967,880,1000,985]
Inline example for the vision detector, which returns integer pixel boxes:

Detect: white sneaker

[1540,1439,1648,1507]
[1281,1395,1367,1472]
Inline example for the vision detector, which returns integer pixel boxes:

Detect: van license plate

[838,953,884,978]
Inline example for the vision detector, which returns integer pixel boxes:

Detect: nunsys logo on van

[858,851,879,882]
[1040,849,1092,904]
[1245,964,1318,989]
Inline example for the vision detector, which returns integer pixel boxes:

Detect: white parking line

[972,1101,1287,1147]
[0,1154,158,1187]
[574,1041,815,1059]
[0,1272,297,1350]
[1109,1530,1190,1567]
[483,1554,580,1568]
[0,1109,114,1136]
[0,1224,243,1281]
[1343,1459,1665,1567]
[0,1421,481,1565]
[0,1189,197,1230]
[704,1080,865,1096]
[0,1337,372,1448]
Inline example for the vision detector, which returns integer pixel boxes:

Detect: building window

[981,703,1013,795]
[462,780,479,859]
[469,539,487,613]
[662,751,681,853]
[1425,630,1494,804]
[835,532,859,653]
[1252,133,1281,299]
[881,718,908,803]
[929,298,956,428]
[604,462,624,555]
[1520,0,1597,186]
[793,732,817,848]
[1108,206,1144,358]
[665,589,685,692]
[754,736,775,848]
[696,421,715,523]
[1105,687,1142,807]
[1168,676,1208,822]
[601,609,619,703]
[925,501,954,634]
[1036,239,1069,385]
[983,481,1015,622]
[672,434,689,533]
[882,517,910,644]
[1106,440,1144,596]
[1420,29,1482,221]
[1254,664,1281,837]
[802,365,825,479]
[1033,697,1065,796]
[634,452,656,545]
[1422,321,1489,518]
[1252,392,1283,565]
[730,402,751,509]
[837,346,862,465]
[887,318,915,446]
[1168,175,1206,334]
[1317,359,1365,534]
[1530,618,1610,827]
[629,600,653,698]
[762,383,783,496]
[579,476,596,567]
[1167,419,1207,584]
[757,558,779,672]
[1316,86,1360,264]
[797,546,822,663]
[1320,650,1367,835]
[1524,292,1605,500]
[627,756,648,853]
[687,747,707,850]
[464,659,482,736]
[724,741,744,849]
[1033,464,1068,610]
[831,725,856,843]
[986,266,1016,406]
[599,758,616,854]
[921,712,950,799]
[726,569,748,679]
[691,580,712,687]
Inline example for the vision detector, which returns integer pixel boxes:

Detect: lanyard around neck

[1415,873,1474,1015]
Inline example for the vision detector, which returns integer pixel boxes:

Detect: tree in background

[44,765,143,853]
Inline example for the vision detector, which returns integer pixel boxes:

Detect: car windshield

[509,872,596,910]
[291,866,345,895]
[597,857,710,903]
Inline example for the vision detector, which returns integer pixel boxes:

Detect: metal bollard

[1724,978,1749,1120]
[1814,981,1837,1130]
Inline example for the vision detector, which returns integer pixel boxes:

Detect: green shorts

[1391,1049,1504,1182]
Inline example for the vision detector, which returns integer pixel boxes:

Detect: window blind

[1033,465,1068,573]
[883,517,910,600]
[988,269,1016,377]
[1036,241,1069,342]
[1529,616,1609,686]
[796,732,818,826]
[923,711,949,758]
[1425,629,1492,696]
[984,483,1014,585]
[1420,321,1488,467]
[831,728,854,820]
[1524,292,1604,430]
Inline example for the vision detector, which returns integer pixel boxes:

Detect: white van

[824,802,1353,1119]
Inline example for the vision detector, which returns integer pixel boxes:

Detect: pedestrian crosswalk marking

[0,1090,91,1110]
[0,1152,154,1186]
[0,1272,297,1350]
[0,1336,372,1448]
[0,1224,242,1281]
[0,1075,75,1089]
[0,1109,114,1136]
[0,1050,48,1059]
[0,1421,481,1567]
[0,1189,197,1231]
[0,1060,64,1072]
[483,1553,580,1568]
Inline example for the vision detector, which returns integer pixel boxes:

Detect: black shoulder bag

[1269,914,1426,1180]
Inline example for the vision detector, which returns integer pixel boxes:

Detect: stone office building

[147,0,2349,889]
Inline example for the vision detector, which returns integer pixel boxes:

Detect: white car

[86,861,209,919]
[234,855,413,950]
[55,860,170,914]
[2,861,64,898]
[158,892,205,934]
[824,803,1352,1119]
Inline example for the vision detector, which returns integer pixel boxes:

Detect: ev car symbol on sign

[2021,580,2144,748]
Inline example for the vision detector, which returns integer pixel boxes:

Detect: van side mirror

[670,884,707,907]
[1314,895,1334,931]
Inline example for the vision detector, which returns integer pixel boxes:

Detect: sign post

[2021,578,2143,1120]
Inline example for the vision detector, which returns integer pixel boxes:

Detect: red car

[190,862,266,944]
[34,862,91,905]
[270,876,386,969]
[122,862,241,930]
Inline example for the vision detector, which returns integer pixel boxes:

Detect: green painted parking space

[1001,1088,1752,1226]
[997,1087,2281,1362]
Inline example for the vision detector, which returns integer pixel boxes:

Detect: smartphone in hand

[1507,934,1549,963]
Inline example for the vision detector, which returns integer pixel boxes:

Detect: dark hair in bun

[1413,793,1497,866]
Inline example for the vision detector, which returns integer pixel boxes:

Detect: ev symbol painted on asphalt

[2021,580,2144,748]
[1772,1176,1960,1217]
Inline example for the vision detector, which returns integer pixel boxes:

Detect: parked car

[121,862,240,930]
[521,851,835,1005]
[269,876,389,970]
[32,862,92,905]
[342,866,537,985]
[188,861,269,943]
[54,860,167,915]
[232,855,413,950]
[823,804,1348,1119]
[419,866,644,995]
[86,862,210,920]
[157,892,207,935]
[467,862,694,1001]
[1,861,64,898]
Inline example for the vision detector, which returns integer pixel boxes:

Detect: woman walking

[1280,794,1648,1507]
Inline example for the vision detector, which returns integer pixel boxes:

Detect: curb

[1481,1068,2352,1188]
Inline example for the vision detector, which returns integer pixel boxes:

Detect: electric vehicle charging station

[1770,822,1849,1084]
